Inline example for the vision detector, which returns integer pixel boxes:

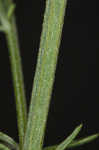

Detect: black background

[0,0,99,150]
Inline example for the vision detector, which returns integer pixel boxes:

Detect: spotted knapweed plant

[0,0,98,150]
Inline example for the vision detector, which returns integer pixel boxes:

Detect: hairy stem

[0,1,27,149]
[5,16,27,150]
[23,1,68,150]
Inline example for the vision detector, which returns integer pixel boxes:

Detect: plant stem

[23,1,68,150]
[0,1,27,148]
[5,16,27,150]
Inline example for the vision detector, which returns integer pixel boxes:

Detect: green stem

[23,1,68,150]
[5,17,27,150]
[0,1,27,149]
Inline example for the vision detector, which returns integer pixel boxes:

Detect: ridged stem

[5,18,27,149]
[23,1,68,150]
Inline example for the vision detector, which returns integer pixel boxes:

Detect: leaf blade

[0,132,18,150]
[44,133,99,150]
[56,124,82,150]
[68,133,99,148]
[0,144,11,150]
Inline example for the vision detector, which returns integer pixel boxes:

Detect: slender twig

[0,1,27,149]
[23,1,68,150]
[5,16,27,150]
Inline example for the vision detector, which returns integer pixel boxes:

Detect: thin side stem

[0,1,27,149]
[5,17,27,150]
[23,1,68,150]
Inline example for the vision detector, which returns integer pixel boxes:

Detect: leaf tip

[77,123,83,130]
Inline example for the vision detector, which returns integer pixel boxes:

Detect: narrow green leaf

[0,144,10,150]
[56,124,82,150]
[68,133,99,148]
[44,133,99,150]
[7,3,16,19]
[23,0,68,150]
[0,132,18,150]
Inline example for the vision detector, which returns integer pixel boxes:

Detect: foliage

[0,0,98,150]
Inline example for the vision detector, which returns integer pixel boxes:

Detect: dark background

[0,0,99,150]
